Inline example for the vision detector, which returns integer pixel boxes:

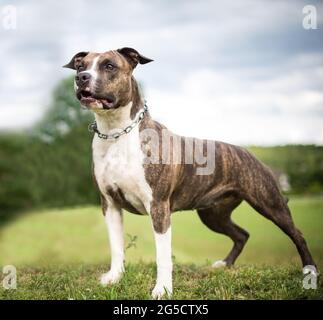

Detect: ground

[0,197,322,299]
[1,264,322,300]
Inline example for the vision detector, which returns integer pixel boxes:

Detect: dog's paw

[100,270,123,286]
[151,284,172,300]
[212,260,227,269]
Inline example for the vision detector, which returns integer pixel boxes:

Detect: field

[0,196,322,299]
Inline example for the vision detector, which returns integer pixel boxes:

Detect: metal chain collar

[88,104,148,140]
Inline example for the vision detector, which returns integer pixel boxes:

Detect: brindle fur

[67,48,316,268]
[111,80,315,268]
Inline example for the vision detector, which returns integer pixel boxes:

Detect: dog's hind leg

[240,160,317,271]
[197,197,249,268]
[223,148,319,273]
[245,191,317,271]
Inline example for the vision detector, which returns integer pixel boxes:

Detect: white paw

[303,265,319,277]
[212,260,227,269]
[100,270,123,286]
[151,284,172,300]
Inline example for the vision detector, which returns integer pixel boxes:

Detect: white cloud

[0,0,323,145]
[146,59,323,145]
[0,103,44,130]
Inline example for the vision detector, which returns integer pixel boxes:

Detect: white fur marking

[100,202,124,285]
[152,227,173,299]
[212,260,227,268]
[93,102,153,215]
[88,56,99,81]
[79,56,100,90]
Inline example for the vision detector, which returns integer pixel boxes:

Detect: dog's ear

[63,51,89,70]
[117,47,153,68]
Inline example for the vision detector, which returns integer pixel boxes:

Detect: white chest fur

[92,103,153,215]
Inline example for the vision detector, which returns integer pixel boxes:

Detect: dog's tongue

[102,99,114,109]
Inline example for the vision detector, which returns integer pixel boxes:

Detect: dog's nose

[75,72,91,85]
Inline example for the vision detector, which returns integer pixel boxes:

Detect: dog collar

[88,104,148,140]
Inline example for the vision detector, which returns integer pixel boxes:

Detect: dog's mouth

[77,88,115,109]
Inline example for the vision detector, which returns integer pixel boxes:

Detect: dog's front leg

[151,202,173,299]
[100,198,125,286]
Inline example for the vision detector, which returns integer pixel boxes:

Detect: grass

[0,196,322,299]
[1,264,322,300]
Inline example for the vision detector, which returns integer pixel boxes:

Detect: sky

[0,0,323,145]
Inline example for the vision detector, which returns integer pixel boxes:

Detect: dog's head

[63,48,153,110]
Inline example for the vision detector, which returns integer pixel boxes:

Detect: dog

[64,47,317,299]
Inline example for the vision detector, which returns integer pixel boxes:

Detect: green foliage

[0,77,99,221]
[0,134,33,213]
[32,77,92,141]
[249,145,323,194]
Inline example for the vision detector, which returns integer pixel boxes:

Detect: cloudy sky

[1,0,323,145]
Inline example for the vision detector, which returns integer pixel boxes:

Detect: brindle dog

[64,47,317,299]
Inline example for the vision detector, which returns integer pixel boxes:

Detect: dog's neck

[93,77,145,133]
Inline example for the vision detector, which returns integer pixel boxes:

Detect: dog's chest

[92,129,152,214]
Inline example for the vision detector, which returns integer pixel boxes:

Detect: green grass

[0,196,322,299]
[1,264,322,300]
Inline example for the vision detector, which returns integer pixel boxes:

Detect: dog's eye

[77,65,84,72]
[105,63,115,70]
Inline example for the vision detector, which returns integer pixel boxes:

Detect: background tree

[0,76,322,225]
